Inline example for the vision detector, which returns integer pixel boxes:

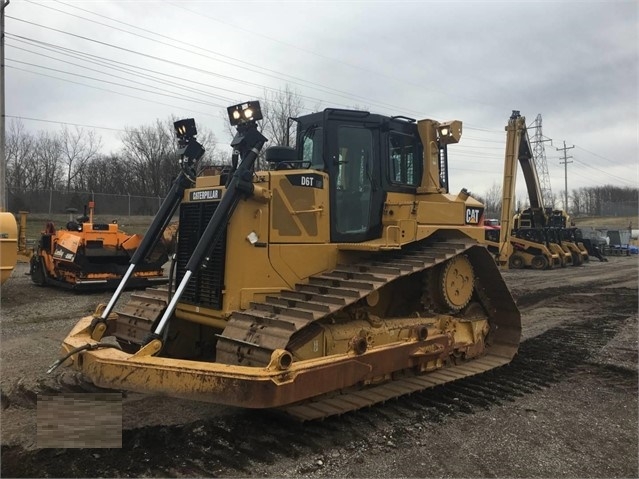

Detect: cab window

[301,126,324,170]
[389,131,420,186]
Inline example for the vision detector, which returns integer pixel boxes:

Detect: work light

[174,118,197,141]
[438,120,462,144]
[227,101,262,126]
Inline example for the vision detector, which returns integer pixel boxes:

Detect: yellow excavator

[487,111,586,270]
[53,102,521,420]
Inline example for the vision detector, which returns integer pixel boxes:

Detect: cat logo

[465,207,483,225]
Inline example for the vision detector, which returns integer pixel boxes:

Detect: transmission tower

[529,114,553,208]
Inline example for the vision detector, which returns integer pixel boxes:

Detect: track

[215,240,485,366]
[214,238,520,417]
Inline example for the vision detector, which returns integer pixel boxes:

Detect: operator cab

[289,109,430,243]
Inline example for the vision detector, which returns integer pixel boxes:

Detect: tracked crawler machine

[56,102,521,420]
[30,202,170,291]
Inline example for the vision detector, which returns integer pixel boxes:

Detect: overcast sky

[5,0,638,202]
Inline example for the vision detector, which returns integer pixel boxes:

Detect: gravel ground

[1,255,637,478]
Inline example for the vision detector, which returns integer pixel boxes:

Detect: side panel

[269,171,330,243]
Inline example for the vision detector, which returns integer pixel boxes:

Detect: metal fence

[7,188,166,217]
[8,188,637,221]
[600,201,638,218]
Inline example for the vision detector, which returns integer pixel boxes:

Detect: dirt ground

[1,255,637,478]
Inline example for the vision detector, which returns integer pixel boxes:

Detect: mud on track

[1,257,637,478]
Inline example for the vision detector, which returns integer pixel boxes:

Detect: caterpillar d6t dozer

[55,101,521,420]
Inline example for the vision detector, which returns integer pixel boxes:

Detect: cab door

[327,119,384,243]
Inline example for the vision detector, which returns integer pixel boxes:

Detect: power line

[27,1,530,125]
[5,16,332,108]
[6,115,126,131]
[9,9,424,117]
[167,1,504,112]
[574,145,627,166]
[6,34,254,103]
[7,58,228,108]
[53,0,420,114]
[43,0,392,109]
[6,41,236,104]
[571,157,637,186]
[6,114,232,147]
[463,136,505,144]
[7,14,517,145]
[6,65,219,118]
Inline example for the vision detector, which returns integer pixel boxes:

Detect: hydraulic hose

[47,342,122,374]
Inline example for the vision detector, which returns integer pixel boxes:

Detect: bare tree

[571,189,581,216]
[189,123,219,174]
[33,131,63,190]
[483,181,502,217]
[121,119,174,196]
[60,126,102,192]
[260,85,305,147]
[120,116,218,196]
[6,119,36,189]
[83,154,134,195]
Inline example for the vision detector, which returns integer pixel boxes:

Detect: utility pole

[0,0,8,212]
[556,140,574,212]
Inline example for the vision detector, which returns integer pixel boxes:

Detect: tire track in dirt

[2,284,636,478]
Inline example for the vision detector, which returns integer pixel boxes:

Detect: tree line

[6,86,305,197]
[571,185,638,217]
[6,117,220,197]
[477,181,637,218]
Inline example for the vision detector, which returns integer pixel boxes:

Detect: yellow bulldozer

[53,101,521,420]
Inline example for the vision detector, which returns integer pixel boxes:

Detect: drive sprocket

[422,254,475,313]
[439,254,474,311]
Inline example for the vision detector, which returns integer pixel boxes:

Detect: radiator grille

[176,201,226,309]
